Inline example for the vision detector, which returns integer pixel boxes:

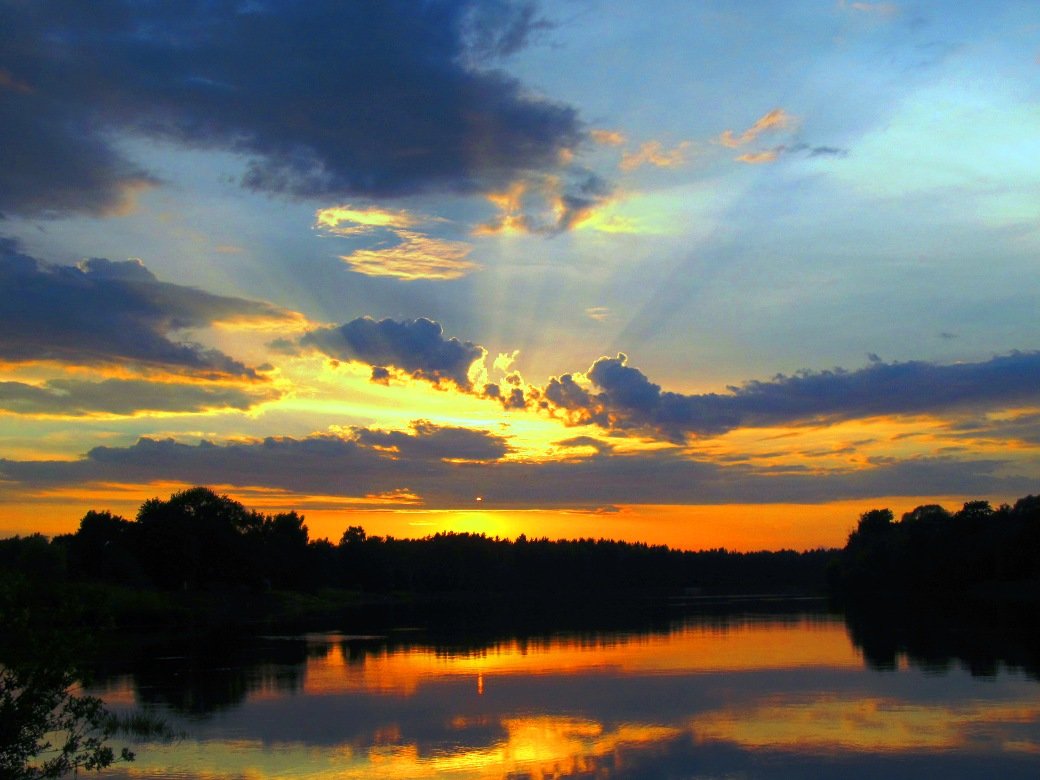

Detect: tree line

[1,486,833,597]
[830,494,1040,593]
[4,486,1039,602]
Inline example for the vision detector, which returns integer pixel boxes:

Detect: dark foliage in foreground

[831,495,1040,593]
[0,551,136,778]
[1,487,834,600]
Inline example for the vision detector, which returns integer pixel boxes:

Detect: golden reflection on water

[118,719,686,779]
[106,616,1040,779]
[302,616,860,697]
[690,696,1040,753]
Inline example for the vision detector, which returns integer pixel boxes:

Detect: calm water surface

[91,602,1040,778]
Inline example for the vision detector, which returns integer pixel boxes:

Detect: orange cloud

[473,181,529,236]
[316,205,478,281]
[97,177,155,217]
[340,232,478,281]
[475,175,614,236]
[718,108,796,148]
[0,67,33,94]
[590,128,626,146]
[315,204,419,235]
[736,149,781,164]
[619,140,692,171]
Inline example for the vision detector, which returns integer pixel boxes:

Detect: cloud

[620,140,692,171]
[590,129,626,146]
[0,237,295,377]
[0,423,516,506]
[355,420,511,462]
[555,436,614,455]
[299,317,486,389]
[314,205,479,281]
[0,1,584,217]
[0,378,278,417]
[1,432,1031,510]
[839,1,898,16]
[292,314,1040,446]
[339,232,480,281]
[735,149,781,165]
[458,0,553,61]
[718,109,796,149]
[474,171,614,235]
[540,352,1040,441]
[806,145,849,158]
[315,205,420,236]
[735,143,848,165]
[0,67,32,94]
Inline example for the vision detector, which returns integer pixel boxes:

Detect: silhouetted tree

[135,487,262,589]
[832,494,1040,593]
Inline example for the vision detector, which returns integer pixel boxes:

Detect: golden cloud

[474,175,615,235]
[315,204,419,235]
[315,204,479,281]
[718,108,796,148]
[736,149,781,164]
[340,231,479,281]
[590,128,626,146]
[620,140,692,171]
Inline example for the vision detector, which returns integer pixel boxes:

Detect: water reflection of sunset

[102,616,1040,780]
[690,696,1040,754]
[302,617,860,697]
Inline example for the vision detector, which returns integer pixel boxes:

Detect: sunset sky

[2,0,1039,550]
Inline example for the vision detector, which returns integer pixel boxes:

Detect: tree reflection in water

[842,597,1040,678]
[82,599,1040,780]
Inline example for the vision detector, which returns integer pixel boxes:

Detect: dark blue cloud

[299,317,485,389]
[0,378,277,416]
[0,433,1030,510]
[547,351,1040,440]
[355,421,510,462]
[0,0,582,216]
[0,238,291,376]
[294,314,1040,440]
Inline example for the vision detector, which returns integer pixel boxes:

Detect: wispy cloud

[735,149,782,165]
[315,206,477,281]
[1,430,1030,510]
[718,109,797,149]
[839,0,898,16]
[474,172,614,235]
[340,232,479,281]
[590,129,627,146]
[0,378,278,418]
[619,140,692,171]
[315,205,420,235]
[736,143,848,165]
[0,68,32,94]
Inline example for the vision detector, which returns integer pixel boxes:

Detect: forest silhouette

[829,494,1040,593]
[2,486,1039,610]
[5,487,833,602]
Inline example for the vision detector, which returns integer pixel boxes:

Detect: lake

[88,597,1040,778]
